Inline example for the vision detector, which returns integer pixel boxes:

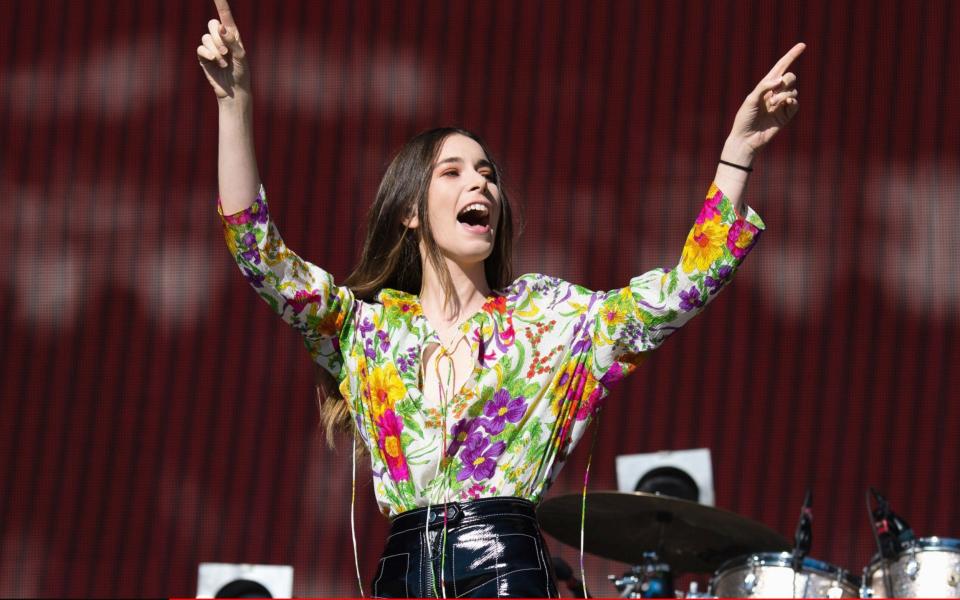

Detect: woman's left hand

[726,43,806,160]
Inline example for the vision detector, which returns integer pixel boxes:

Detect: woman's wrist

[218,91,253,114]
[720,137,757,168]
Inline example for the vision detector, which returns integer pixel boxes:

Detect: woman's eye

[441,170,459,177]
[481,171,497,181]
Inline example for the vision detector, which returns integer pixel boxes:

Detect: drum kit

[538,489,960,598]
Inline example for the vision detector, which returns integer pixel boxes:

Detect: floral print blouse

[220,183,764,516]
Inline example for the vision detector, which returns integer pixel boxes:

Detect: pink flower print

[697,188,724,224]
[727,219,760,259]
[376,409,409,482]
[576,386,604,421]
[287,289,323,315]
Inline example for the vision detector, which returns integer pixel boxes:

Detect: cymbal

[537,491,791,573]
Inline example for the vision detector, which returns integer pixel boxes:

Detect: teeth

[460,203,489,216]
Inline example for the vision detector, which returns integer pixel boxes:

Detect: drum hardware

[552,556,591,597]
[540,488,960,598]
[867,487,916,597]
[537,491,790,573]
[608,551,674,598]
[791,489,814,573]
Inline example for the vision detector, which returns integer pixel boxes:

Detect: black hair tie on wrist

[719,159,753,172]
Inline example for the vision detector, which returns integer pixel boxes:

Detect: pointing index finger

[213,0,237,29]
[765,43,806,79]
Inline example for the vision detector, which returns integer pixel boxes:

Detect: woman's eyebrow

[434,157,494,169]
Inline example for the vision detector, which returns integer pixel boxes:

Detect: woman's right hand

[196,0,250,101]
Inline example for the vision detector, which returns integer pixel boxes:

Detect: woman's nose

[468,170,488,192]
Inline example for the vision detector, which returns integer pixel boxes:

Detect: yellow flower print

[382,293,423,318]
[315,308,345,336]
[224,230,239,257]
[601,306,626,327]
[548,360,598,417]
[367,363,406,422]
[681,215,728,273]
[262,234,288,266]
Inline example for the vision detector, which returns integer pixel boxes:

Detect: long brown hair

[317,127,516,447]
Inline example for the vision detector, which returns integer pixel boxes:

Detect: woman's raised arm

[714,43,805,213]
[197,0,260,214]
[199,0,354,377]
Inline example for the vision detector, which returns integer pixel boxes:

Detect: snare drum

[709,552,859,598]
[862,537,960,598]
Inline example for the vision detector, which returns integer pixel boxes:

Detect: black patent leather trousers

[371,497,560,598]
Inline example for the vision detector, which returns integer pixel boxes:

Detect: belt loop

[446,502,462,524]
[428,502,462,527]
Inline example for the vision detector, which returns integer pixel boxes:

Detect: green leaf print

[402,415,424,439]
[260,292,280,313]
[719,197,736,222]
[381,484,404,508]
[502,343,526,383]
[667,269,679,294]
[520,381,541,399]
[643,309,679,328]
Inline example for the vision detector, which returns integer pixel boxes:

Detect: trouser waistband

[390,496,539,531]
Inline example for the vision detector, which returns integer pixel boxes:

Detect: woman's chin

[442,242,494,267]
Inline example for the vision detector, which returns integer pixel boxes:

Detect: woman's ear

[403,210,419,229]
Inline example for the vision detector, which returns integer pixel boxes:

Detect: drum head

[711,552,859,598]
[863,537,960,598]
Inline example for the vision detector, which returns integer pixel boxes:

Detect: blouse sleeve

[219,184,355,378]
[589,182,765,384]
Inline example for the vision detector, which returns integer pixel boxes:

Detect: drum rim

[710,552,861,589]
[865,536,960,569]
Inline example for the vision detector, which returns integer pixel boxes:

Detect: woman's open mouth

[456,203,492,233]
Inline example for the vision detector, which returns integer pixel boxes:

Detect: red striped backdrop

[1,0,958,596]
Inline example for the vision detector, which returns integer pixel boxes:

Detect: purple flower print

[506,278,527,303]
[239,232,260,264]
[457,436,506,482]
[242,266,265,288]
[678,286,703,311]
[364,337,377,360]
[251,199,269,224]
[397,345,419,372]
[571,335,592,355]
[482,389,527,434]
[601,362,624,387]
[447,417,484,457]
[705,265,734,295]
[377,330,390,352]
[359,318,374,336]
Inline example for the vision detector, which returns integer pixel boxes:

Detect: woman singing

[198,0,803,596]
